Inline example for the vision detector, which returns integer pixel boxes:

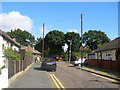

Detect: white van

[71,58,86,66]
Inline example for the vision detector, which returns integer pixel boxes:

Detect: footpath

[9,62,52,88]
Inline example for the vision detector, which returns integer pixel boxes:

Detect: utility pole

[42,23,45,59]
[68,40,72,65]
[80,14,83,67]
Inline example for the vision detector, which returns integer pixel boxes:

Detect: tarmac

[10,62,52,88]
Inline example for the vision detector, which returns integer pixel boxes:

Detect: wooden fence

[8,55,34,79]
[88,59,120,72]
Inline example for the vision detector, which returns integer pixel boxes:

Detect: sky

[0,2,118,40]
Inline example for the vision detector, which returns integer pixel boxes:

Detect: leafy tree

[45,30,65,57]
[35,37,42,53]
[7,29,35,47]
[65,32,81,52]
[82,30,110,51]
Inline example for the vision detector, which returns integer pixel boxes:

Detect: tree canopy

[7,29,35,47]
[65,32,81,52]
[82,30,110,51]
[44,30,65,57]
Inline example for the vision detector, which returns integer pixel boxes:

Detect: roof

[21,46,41,55]
[88,52,95,55]
[96,37,120,52]
[0,29,20,47]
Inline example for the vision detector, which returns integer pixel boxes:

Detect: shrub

[4,48,20,61]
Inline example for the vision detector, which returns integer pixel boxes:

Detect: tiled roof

[0,29,20,47]
[96,37,120,52]
[21,46,41,55]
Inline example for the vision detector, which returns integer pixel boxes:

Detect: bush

[4,48,20,61]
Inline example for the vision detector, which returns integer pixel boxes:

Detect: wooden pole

[81,14,83,67]
[42,23,45,59]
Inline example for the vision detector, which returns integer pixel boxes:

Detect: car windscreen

[75,59,79,61]
[46,58,54,62]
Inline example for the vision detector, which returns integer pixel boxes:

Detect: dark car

[41,58,57,71]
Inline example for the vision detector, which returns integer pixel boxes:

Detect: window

[106,51,112,60]
[98,52,102,60]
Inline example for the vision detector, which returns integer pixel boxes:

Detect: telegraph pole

[81,14,83,39]
[42,23,45,59]
[80,14,83,67]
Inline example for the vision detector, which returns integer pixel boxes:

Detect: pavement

[10,62,52,88]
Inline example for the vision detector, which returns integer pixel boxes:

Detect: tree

[65,32,81,52]
[82,30,110,51]
[7,29,35,47]
[44,30,65,57]
[35,37,42,53]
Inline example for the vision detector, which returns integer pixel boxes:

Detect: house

[20,45,41,60]
[95,37,120,61]
[0,29,20,89]
[86,37,120,72]
[87,52,96,60]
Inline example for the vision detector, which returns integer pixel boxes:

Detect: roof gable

[96,37,120,52]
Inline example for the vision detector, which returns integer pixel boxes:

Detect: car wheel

[74,64,77,66]
[53,69,56,72]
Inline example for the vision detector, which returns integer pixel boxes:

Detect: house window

[106,51,112,60]
[98,52,102,60]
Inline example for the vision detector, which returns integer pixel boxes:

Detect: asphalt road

[10,62,120,89]
[47,62,120,89]
[11,62,52,88]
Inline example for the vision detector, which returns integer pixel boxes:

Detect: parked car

[70,58,86,66]
[41,58,57,71]
[54,56,64,61]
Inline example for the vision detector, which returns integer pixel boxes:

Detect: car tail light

[43,59,46,61]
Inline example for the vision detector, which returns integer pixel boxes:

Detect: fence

[88,59,120,72]
[8,55,34,79]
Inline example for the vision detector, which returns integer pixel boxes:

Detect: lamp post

[68,40,72,65]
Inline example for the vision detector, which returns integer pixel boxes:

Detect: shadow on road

[34,67,54,72]
[108,82,120,85]
[34,67,46,71]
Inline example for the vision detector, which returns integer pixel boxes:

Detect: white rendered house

[0,29,20,89]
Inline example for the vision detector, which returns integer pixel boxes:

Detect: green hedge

[4,48,20,61]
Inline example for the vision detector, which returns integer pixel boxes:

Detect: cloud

[68,29,78,33]
[0,11,33,32]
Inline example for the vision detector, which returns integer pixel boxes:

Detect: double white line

[50,74,65,89]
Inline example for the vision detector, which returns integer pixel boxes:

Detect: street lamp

[68,40,72,65]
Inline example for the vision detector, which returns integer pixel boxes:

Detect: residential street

[9,62,120,89]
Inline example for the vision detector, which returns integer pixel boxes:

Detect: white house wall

[0,36,8,90]
[0,36,4,68]
[12,45,19,52]
[100,50,116,61]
